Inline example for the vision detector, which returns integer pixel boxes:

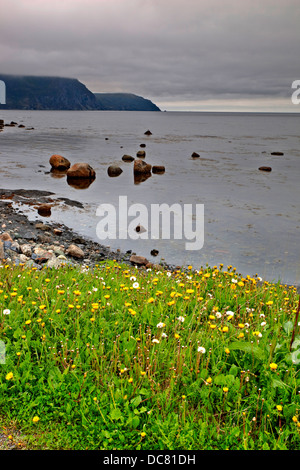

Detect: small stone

[152,166,165,174]
[66,244,85,259]
[19,254,29,262]
[0,232,13,242]
[122,155,135,162]
[259,166,272,172]
[135,224,147,233]
[20,244,32,257]
[37,204,52,217]
[107,165,123,177]
[35,223,49,231]
[129,254,149,266]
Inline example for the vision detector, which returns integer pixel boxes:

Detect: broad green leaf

[272,378,289,389]
[229,341,266,361]
[283,321,294,335]
[110,407,122,421]
[291,349,300,364]
[131,395,142,407]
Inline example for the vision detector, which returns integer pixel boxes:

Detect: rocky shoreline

[0,188,171,272]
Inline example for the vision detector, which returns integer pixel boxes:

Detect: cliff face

[94,93,160,111]
[0,74,98,110]
[0,74,160,111]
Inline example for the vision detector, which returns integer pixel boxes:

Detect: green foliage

[0,261,299,449]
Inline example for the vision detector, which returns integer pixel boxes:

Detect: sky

[1,0,300,112]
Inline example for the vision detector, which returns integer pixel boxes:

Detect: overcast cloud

[0,0,299,111]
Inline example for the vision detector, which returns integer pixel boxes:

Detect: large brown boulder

[66,163,96,180]
[133,159,152,176]
[49,154,71,171]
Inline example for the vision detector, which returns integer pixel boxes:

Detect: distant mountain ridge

[94,93,160,111]
[0,74,160,111]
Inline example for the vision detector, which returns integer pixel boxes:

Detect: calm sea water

[0,110,299,286]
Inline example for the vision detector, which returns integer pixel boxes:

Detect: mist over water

[0,110,299,286]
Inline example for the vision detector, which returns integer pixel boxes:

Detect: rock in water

[259,166,272,172]
[66,163,96,180]
[133,159,152,175]
[49,154,71,170]
[152,165,165,174]
[122,155,135,162]
[37,204,52,217]
[107,165,123,177]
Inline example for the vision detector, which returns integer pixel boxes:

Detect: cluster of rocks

[49,154,96,190]
[0,119,34,131]
[106,130,167,185]
[0,195,170,272]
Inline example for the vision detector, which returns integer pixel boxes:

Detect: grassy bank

[0,260,300,450]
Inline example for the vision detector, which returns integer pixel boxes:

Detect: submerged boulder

[133,159,152,176]
[66,163,96,180]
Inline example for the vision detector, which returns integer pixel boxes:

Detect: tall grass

[0,260,300,450]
